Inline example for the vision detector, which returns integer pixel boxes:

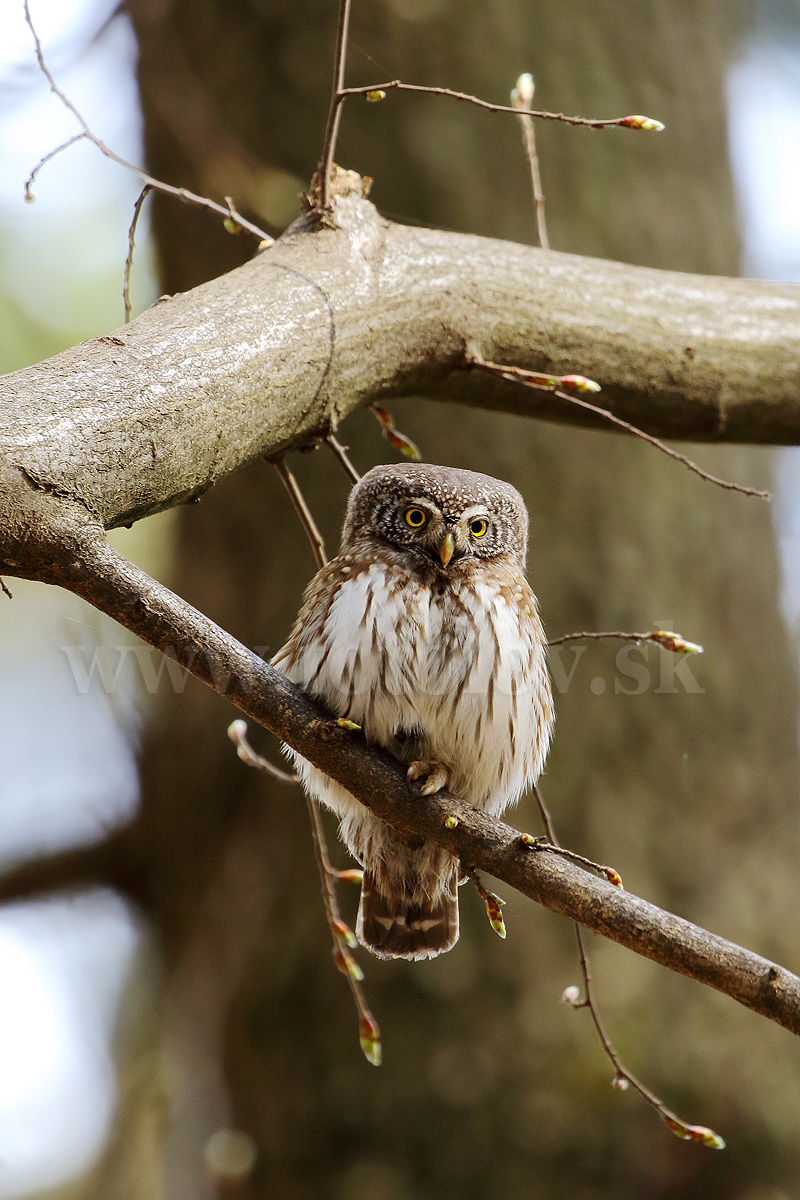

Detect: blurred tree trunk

[85,1,800,1197]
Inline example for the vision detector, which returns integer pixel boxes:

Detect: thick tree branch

[3,469,798,1038]
[2,195,799,533]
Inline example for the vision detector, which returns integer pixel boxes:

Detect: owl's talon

[407,760,450,795]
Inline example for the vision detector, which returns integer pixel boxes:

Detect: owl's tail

[356,869,459,960]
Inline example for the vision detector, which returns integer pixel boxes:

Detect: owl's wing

[270,559,346,673]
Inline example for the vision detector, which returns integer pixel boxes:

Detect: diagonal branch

[4,478,798,1039]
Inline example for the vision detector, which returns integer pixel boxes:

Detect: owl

[273,463,554,960]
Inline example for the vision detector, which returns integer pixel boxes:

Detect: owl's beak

[438,531,456,568]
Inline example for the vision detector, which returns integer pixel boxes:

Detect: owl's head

[341,463,528,569]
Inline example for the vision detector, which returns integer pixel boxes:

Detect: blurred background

[2,0,800,1197]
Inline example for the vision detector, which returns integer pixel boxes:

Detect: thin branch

[531,786,724,1148]
[318,0,354,209]
[0,827,140,907]
[228,715,379,1063]
[303,786,381,1065]
[227,718,299,783]
[548,629,702,654]
[272,460,328,571]
[23,0,272,244]
[469,356,770,500]
[511,74,549,250]
[123,185,152,325]
[0,579,12,600]
[523,835,623,890]
[341,80,665,132]
[268,457,380,1060]
[315,53,661,214]
[326,435,362,484]
[24,131,87,202]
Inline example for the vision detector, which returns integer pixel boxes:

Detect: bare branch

[123,185,152,324]
[303,785,381,1065]
[531,786,723,1148]
[326,435,362,484]
[470,356,770,499]
[341,80,665,132]
[318,0,354,209]
[227,713,379,1064]
[23,0,272,244]
[24,131,87,202]
[273,460,328,571]
[548,629,702,654]
[227,718,299,783]
[511,73,549,250]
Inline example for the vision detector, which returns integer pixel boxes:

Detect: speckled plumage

[273,463,554,960]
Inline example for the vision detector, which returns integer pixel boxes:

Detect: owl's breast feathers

[273,550,553,816]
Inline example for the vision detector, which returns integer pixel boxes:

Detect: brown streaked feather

[357,868,459,961]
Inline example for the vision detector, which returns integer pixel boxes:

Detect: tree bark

[2,196,800,536]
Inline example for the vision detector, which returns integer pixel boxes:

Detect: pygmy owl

[273,463,554,960]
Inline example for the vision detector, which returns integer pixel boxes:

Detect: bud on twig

[333,918,358,948]
[368,404,423,460]
[335,717,362,730]
[333,868,364,884]
[483,891,507,938]
[651,630,703,655]
[334,946,365,982]
[618,114,665,131]
[510,72,535,108]
[359,1014,382,1066]
[662,1115,726,1150]
[604,867,624,890]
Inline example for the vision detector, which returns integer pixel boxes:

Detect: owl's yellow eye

[404,507,428,528]
[469,518,488,538]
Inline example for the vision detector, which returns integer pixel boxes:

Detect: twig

[340,80,665,132]
[227,719,299,783]
[522,835,622,890]
[0,579,13,600]
[318,0,354,209]
[531,786,724,1149]
[24,132,87,202]
[123,185,152,324]
[303,784,381,1065]
[272,460,328,571]
[227,719,380,1064]
[511,74,549,250]
[469,356,769,500]
[548,629,702,654]
[326,435,362,484]
[269,455,380,1062]
[314,19,662,215]
[23,1,272,244]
